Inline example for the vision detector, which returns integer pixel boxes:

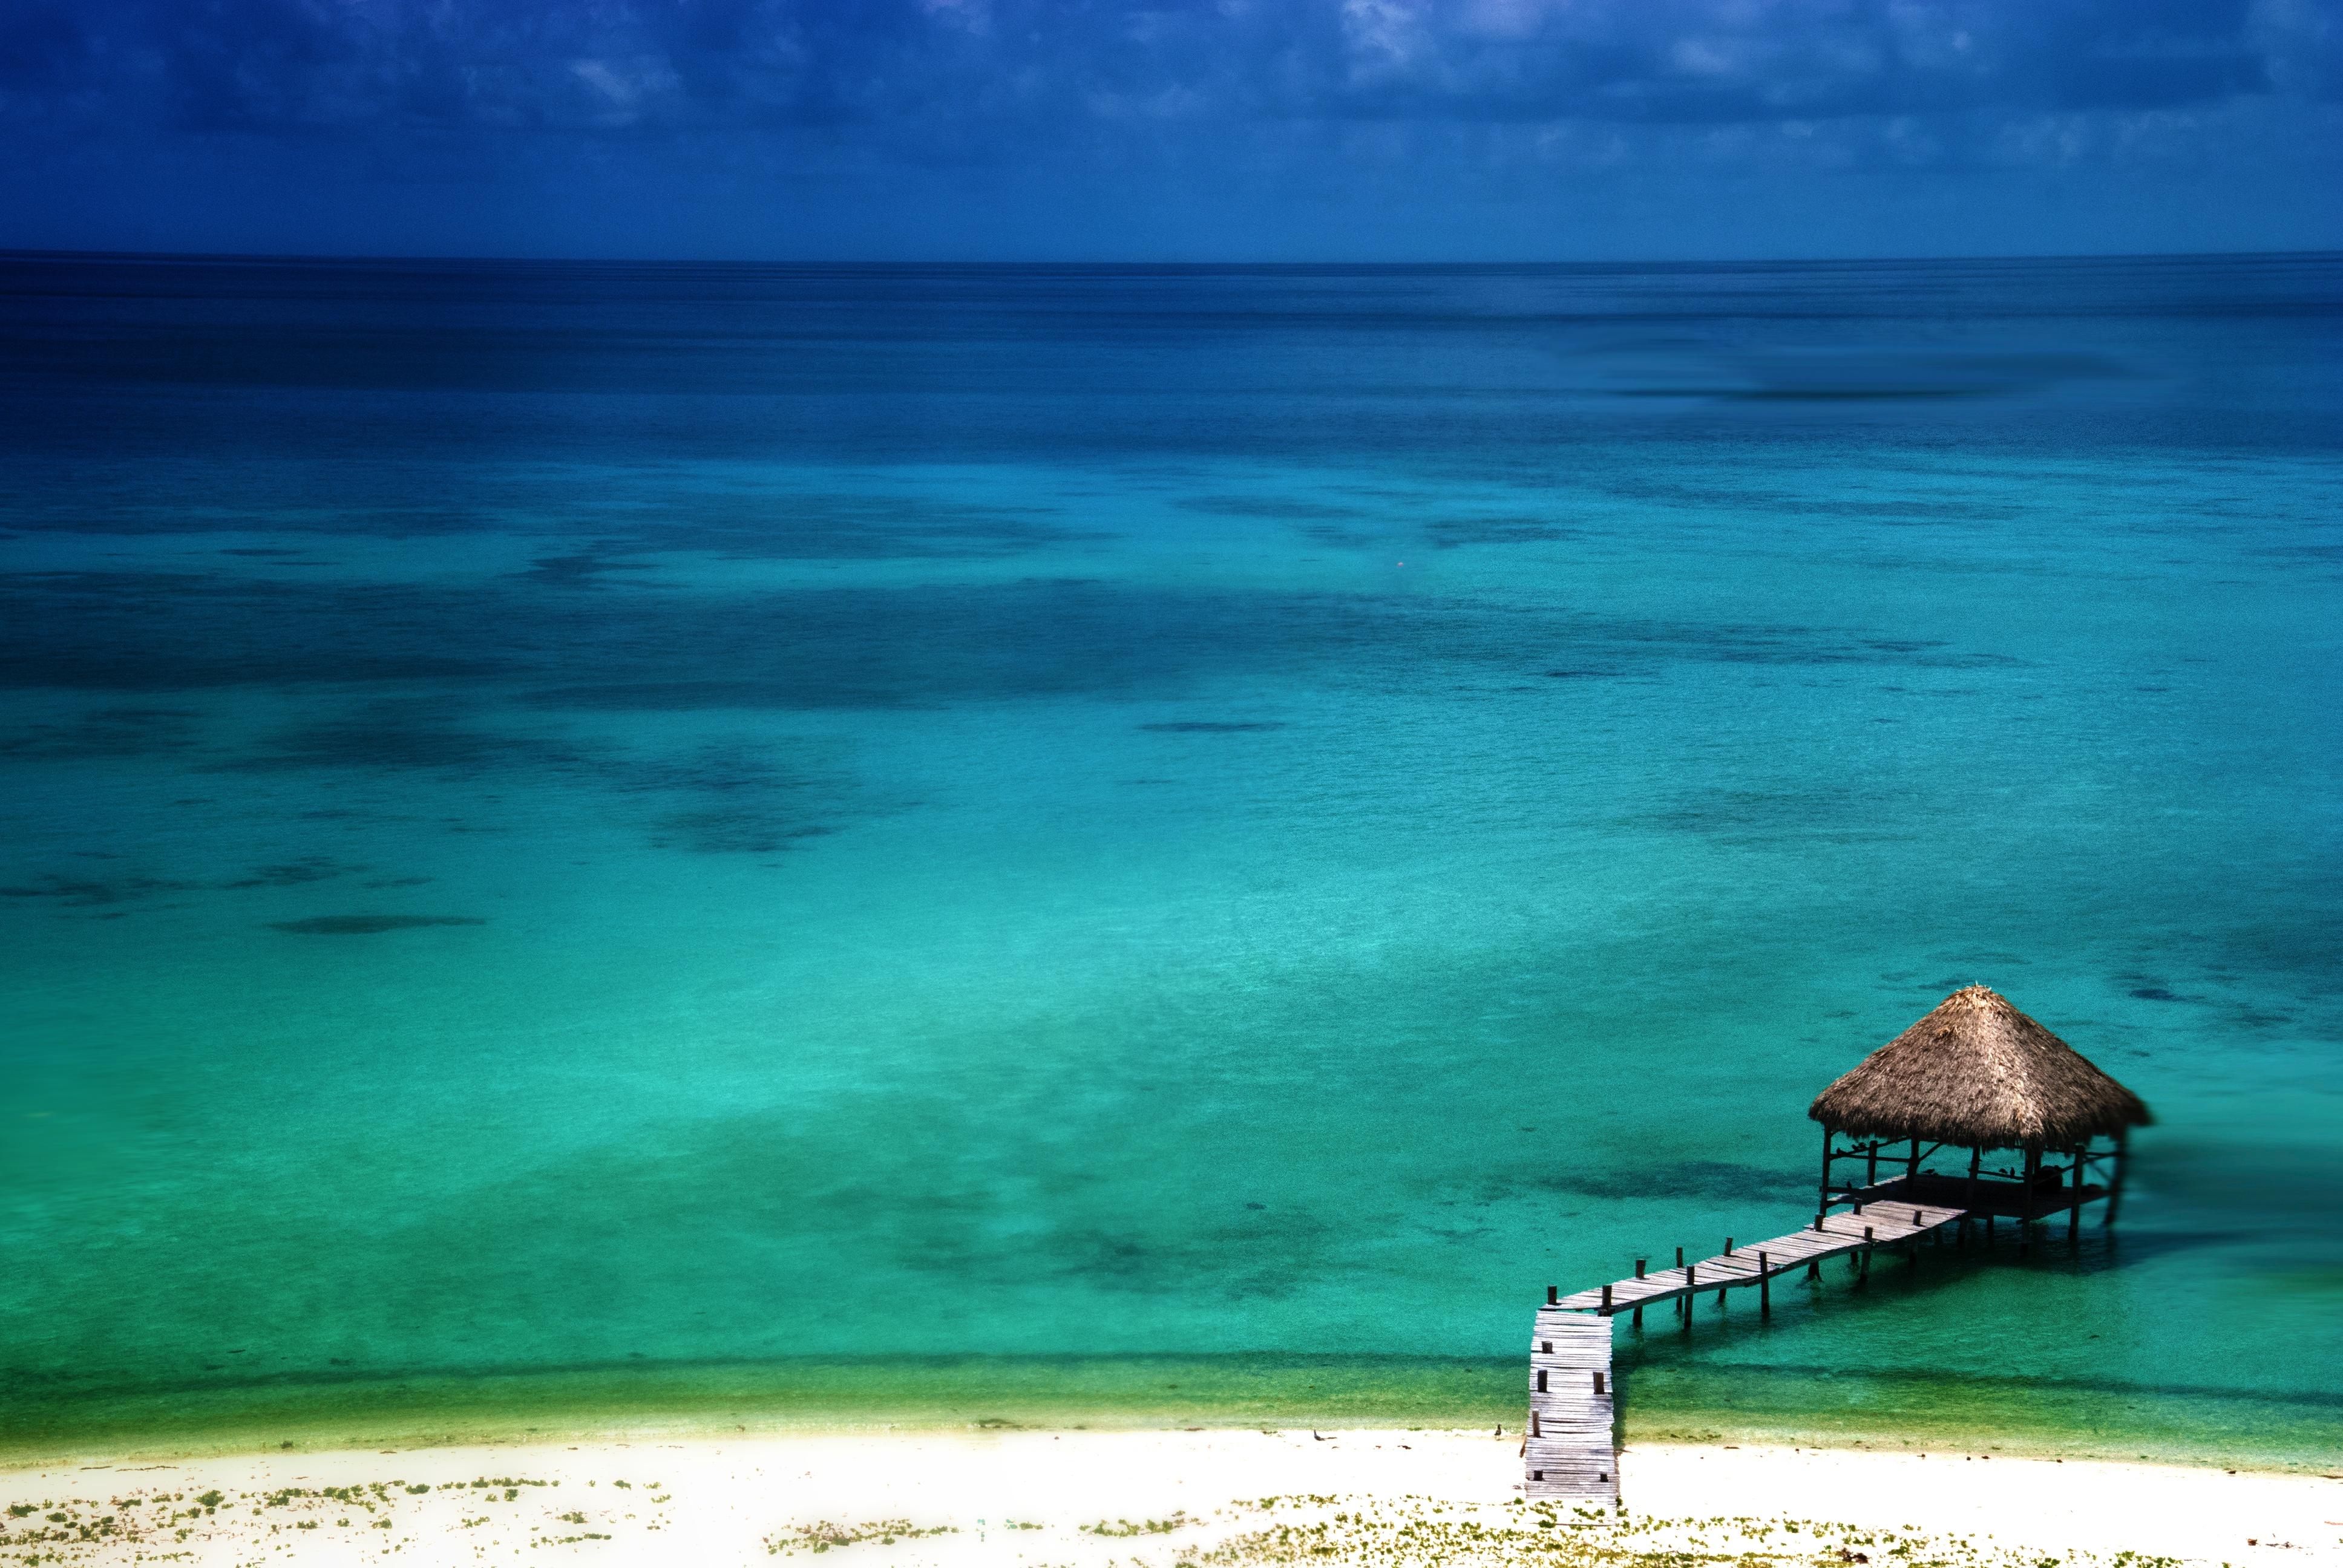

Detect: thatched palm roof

[1809,985,2150,1150]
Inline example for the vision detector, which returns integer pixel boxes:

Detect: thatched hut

[1809,985,2151,1243]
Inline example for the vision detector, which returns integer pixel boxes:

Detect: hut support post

[2106,1130,2129,1227]
[1962,1146,1980,1246]
[2068,1146,2084,1244]
[1818,1124,1834,1214]
[1907,1136,1920,1187]
[2019,1148,2040,1256]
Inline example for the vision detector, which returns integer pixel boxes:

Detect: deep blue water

[1,252,2338,1460]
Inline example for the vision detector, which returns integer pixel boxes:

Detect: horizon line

[3,244,2338,272]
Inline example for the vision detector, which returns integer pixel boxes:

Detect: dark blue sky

[3,0,2337,260]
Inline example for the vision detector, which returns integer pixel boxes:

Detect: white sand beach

[3,1429,2335,1567]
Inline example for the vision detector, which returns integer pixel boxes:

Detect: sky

[1,0,2338,261]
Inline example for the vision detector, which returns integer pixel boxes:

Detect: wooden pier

[1546,1198,1962,1318]
[1522,1315,1617,1508]
[1521,985,2154,1510]
[1525,1198,1961,1506]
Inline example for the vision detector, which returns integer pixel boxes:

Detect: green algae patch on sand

[0,1356,1524,1465]
[1615,1360,2343,1475]
[1188,1495,2194,1568]
[7,1353,2337,1473]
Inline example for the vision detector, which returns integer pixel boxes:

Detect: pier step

[1522,1312,1616,1508]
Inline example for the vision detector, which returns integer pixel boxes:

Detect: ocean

[1,252,2338,1464]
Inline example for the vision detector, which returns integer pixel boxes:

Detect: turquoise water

[2,254,2338,1464]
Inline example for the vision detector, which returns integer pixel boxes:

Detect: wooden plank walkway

[1522,1312,1616,1508]
[1550,1200,1963,1315]
[1524,1198,1965,1507]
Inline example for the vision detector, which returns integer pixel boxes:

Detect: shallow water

[2,254,2338,1463]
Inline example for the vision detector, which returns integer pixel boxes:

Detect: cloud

[0,0,2326,142]
[1,1,2333,258]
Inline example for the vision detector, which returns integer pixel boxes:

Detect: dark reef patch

[0,706,200,759]
[604,490,1108,563]
[1176,495,1366,521]
[650,809,837,856]
[220,698,591,776]
[1,858,365,905]
[2,562,2027,719]
[269,915,486,935]
[1426,515,1578,547]
[618,740,854,856]
[217,859,350,890]
[1139,721,1285,733]
[519,681,860,712]
[0,572,507,690]
[1,874,197,906]
[1530,1159,1804,1203]
[1630,783,1907,846]
[512,552,658,588]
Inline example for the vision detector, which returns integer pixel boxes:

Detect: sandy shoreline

[2,1428,2336,1566]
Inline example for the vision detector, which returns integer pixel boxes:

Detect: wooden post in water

[1683,1264,1696,1329]
[1758,1250,1771,1316]
[2019,1148,2040,1256]
[1633,1259,1646,1328]
[1860,1226,1873,1285]
[1719,1238,1733,1304]
[1962,1146,1980,1246]
[2106,1129,2129,1227]
[1674,1247,1685,1318]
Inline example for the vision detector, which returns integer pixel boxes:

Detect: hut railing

[1817,1128,2126,1230]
